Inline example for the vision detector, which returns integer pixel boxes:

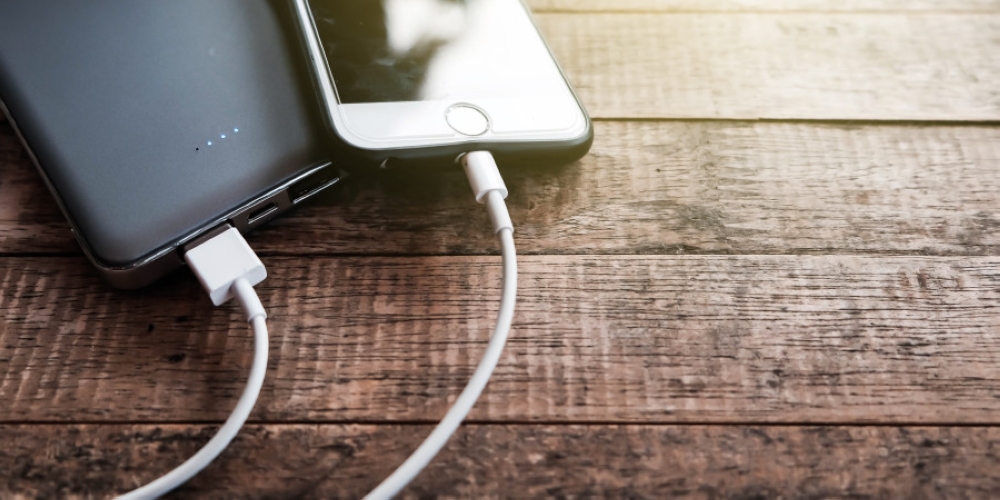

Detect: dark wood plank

[4,423,1000,499]
[536,13,1000,120]
[0,122,74,254]
[4,121,999,256]
[3,254,999,423]
[529,0,1000,12]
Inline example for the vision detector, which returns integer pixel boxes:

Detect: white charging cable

[117,227,269,500]
[116,150,515,499]
[365,151,517,500]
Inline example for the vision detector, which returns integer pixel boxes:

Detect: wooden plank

[3,254,999,423]
[0,124,73,254]
[4,121,998,256]
[529,0,1000,12]
[536,13,1000,120]
[3,15,999,125]
[4,423,1000,498]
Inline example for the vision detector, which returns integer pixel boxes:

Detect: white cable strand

[117,278,268,500]
[119,151,513,499]
[365,225,517,500]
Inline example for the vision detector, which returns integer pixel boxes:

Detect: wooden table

[3,0,1000,498]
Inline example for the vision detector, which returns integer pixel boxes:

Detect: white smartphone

[290,0,592,165]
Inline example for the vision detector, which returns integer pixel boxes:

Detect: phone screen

[303,0,587,148]
[309,0,570,103]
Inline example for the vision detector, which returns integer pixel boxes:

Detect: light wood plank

[5,121,998,256]
[529,0,1000,12]
[3,15,999,125]
[4,423,1000,499]
[2,255,999,423]
[535,13,1000,120]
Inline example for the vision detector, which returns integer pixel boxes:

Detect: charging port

[290,164,340,204]
[246,201,278,224]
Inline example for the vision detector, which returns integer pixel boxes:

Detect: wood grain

[4,3,1000,497]
[4,121,999,257]
[529,0,1000,12]
[4,423,1000,499]
[0,123,71,254]
[0,15,996,121]
[3,254,999,423]
[536,13,1000,120]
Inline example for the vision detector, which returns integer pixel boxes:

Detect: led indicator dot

[221,134,227,139]
[233,128,239,133]
[207,141,213,146]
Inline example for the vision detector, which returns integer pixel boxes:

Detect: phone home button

[445,104,490,136]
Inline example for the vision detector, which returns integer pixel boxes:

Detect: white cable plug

[117,226,269,500]
[462,151,513,234]
[365,151,518,500]
[184,227,267,306]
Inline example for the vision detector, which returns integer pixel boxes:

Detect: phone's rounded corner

[566,115,595,162]
[86,244,185,290]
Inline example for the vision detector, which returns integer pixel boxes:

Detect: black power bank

[0,0,339,288]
